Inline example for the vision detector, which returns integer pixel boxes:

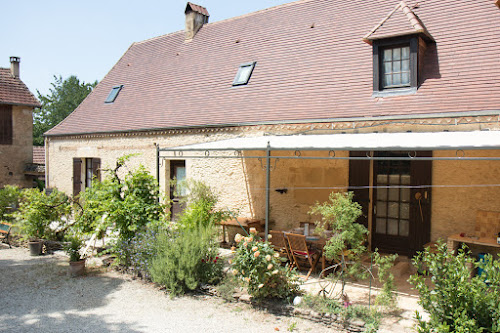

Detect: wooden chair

[286,233,321,281]
[269,230,293,265]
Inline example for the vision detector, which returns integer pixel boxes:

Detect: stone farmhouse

[45,1,500,255]
[0,57,41,188]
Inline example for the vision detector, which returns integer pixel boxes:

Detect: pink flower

[252,246,258,252]
[243,242,248,247]
[267,264,273,270]
[258,283,264,289]
[249,227,258,235]
[254,251,260,258]
[265,255,272,261]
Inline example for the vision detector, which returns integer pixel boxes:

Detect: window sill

[372,87,417,98]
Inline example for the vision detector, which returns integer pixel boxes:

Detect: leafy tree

[33,75,97,145]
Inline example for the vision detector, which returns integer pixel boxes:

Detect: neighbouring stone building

[45,1,500,255]
[0,57,40,188]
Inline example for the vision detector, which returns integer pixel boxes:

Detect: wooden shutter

[0,105,13,145]
[348,151,371,228]
[73,158,82,197]
[92,158,101,182]
[410,151,432,253]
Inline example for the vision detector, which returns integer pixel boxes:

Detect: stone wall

[46,115,500,243]
[432,149,500,242]
[0,105,33,188]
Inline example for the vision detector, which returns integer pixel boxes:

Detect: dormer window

[372,37,419,96]
[363,1,434,97]
[232,62,256,86]
[105,85,123,103]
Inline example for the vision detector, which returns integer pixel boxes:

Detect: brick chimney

[185,2,209,40]
[10,57,20,78]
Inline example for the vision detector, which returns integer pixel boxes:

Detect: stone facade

[0,105,33,188]
[46,114,500,246]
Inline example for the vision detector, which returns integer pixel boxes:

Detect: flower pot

[28,241,43,256]
[69,259,86,277]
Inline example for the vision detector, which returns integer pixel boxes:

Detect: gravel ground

[0,244,337,333]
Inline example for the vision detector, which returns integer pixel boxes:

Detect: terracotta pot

[69,259,86,277]
[28,241,42,256]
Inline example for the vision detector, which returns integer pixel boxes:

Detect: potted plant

[64,236,86,277]
[14,188,71,256]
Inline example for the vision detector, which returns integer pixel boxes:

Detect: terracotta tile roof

[363,1,433,43]
[186,2,209,16]
[46,0,500,137]
[33,146,45,164]
[0,68,40,108]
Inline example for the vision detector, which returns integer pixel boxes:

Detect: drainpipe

[265,142,271,242]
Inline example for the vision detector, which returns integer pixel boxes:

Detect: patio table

[447,233,500,254]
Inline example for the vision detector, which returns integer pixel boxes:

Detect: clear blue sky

[1,0,295,96]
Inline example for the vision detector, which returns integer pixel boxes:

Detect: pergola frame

[156,134,500,242]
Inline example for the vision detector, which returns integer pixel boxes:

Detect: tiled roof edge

[45,43,137,136]
[44,109,500,138]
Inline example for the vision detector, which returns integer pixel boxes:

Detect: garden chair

[269,230,293,265]
[286,233,321,281]
[0,222,12,248]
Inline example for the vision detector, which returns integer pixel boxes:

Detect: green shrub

[175,179,227,231]
[0,185,20,221]
[409,241,500,332]
[149,226,223,296]
[74,156,166,248]
[64,235,85,262]
[232,231,301,300]
[14,188,71,241]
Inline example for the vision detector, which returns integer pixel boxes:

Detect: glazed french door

[350,151,431,255]
[170,160,186,221]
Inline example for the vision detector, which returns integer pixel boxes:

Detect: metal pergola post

[265,142,271,242]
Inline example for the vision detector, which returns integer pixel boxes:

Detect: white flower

[258,283,264,289]
[265,254,272,261]
[267,264,273,270]
[234,233,243,243]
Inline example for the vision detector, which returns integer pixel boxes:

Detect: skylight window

[105,85,123,103]
[232,62,256,86]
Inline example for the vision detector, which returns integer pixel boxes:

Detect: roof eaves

[0,100,41,108]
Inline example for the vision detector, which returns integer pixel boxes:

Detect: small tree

[309,191,367,262]
[309,191,397,306]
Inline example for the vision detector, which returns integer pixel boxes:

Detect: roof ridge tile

[363,0,433,43]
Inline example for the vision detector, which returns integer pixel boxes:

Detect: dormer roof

[363,1,433,43]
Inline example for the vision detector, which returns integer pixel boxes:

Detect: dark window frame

[105,85,123,103]
[0,105,13,145]
[372,35,419,97]
[232,61,256,86]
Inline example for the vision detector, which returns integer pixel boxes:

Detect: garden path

[0,245,334,333]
